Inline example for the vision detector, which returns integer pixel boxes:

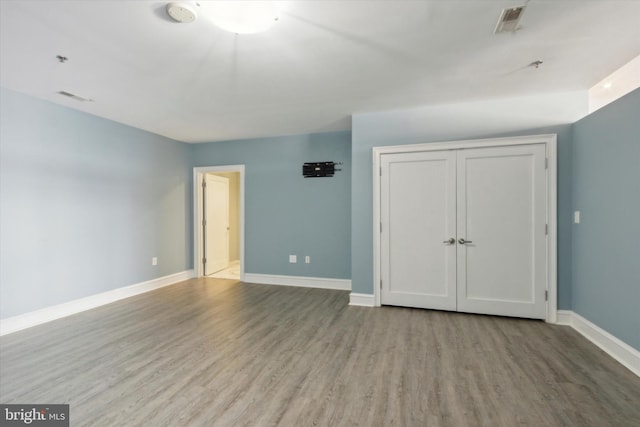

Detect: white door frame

[372,134,558,323]
[193,165,245,280]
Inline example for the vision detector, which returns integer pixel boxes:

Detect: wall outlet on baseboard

[289,255,297,263]
[152,257,158,266]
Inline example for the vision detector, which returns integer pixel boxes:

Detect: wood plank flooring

[1,278,639,426]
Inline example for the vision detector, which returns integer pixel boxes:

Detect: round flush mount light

[166,2,198,23]
[200,1,279,34]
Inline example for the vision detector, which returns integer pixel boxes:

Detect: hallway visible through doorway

[209,260,240,280]
[204,171,241,278]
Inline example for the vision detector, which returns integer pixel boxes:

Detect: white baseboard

[243,273,351,291]
[349,293,375,307]
[0,270,195,336]
[556,310,639,377]
[555,309,573,326]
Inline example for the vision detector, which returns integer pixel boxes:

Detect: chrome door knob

[442,238,455,244]
[458,238,473,244]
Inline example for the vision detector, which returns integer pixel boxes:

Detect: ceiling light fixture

[603,81,613,89]
[199,1,279,34]
[166,2,198,23]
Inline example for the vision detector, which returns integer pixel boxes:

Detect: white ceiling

[1,1,639,143]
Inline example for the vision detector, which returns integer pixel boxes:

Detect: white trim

[193,165,245,281]
[0,270,195,336]
[372,134,558,322]
[244,273,351,291]
[556,309,573,325]
[372,134,558,156]
[555,310,640,378]
[546,137,558,323]
[349,293,375,307]
[373,143,382,307]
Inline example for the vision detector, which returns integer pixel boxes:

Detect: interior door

[380,151,457,310]
[204,174,230,275]
[456,144,547,319]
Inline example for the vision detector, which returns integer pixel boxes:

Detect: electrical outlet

[152,257,158,266]
[305,256,310,264]
[289,255,297,263]
[574,211,581,224]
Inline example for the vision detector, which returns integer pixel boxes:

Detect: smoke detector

[494,5,526,34]
[166,2,198,23]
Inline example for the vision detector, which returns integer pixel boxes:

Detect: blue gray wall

[191,132,351,279]
[571,88,640,350]
[2,85,637,353]
[351,112,574,309]
[0,88,192,318]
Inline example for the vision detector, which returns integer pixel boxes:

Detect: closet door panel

[380,151,457,310]
[456,144,547,319]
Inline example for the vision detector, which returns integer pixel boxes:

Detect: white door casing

[372,135,557,322]
[193,165,245,281]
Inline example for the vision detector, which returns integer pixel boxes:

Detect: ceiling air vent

[494,5,526,34]
[57,91,93,102]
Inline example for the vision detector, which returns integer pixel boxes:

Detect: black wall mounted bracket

[302,162,343,178]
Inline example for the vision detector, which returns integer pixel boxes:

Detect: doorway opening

[193,165,245,281]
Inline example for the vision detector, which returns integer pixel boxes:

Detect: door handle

[443,238,455,245]
[458,238,473,244]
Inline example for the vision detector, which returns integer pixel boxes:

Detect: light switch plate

[289,255,297,263]
[574,211,581,224]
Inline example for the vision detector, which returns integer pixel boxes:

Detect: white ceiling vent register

[494,5,526,34]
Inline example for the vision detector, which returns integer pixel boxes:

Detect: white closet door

[456,144,547,319]
[380,151,457,310]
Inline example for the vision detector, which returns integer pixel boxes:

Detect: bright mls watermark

[0,405,68,426]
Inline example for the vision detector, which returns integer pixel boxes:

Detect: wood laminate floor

[1,278,639,426]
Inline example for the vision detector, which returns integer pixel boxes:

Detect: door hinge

[202,257,206,264]
[545,224,548,235]
[380,167,382,176]
[380,279,383,289]
[202,179,206,188]
[545,290,548,301]
[545,158,548,169]
[202,219,206,226]
[380,222,382,233]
